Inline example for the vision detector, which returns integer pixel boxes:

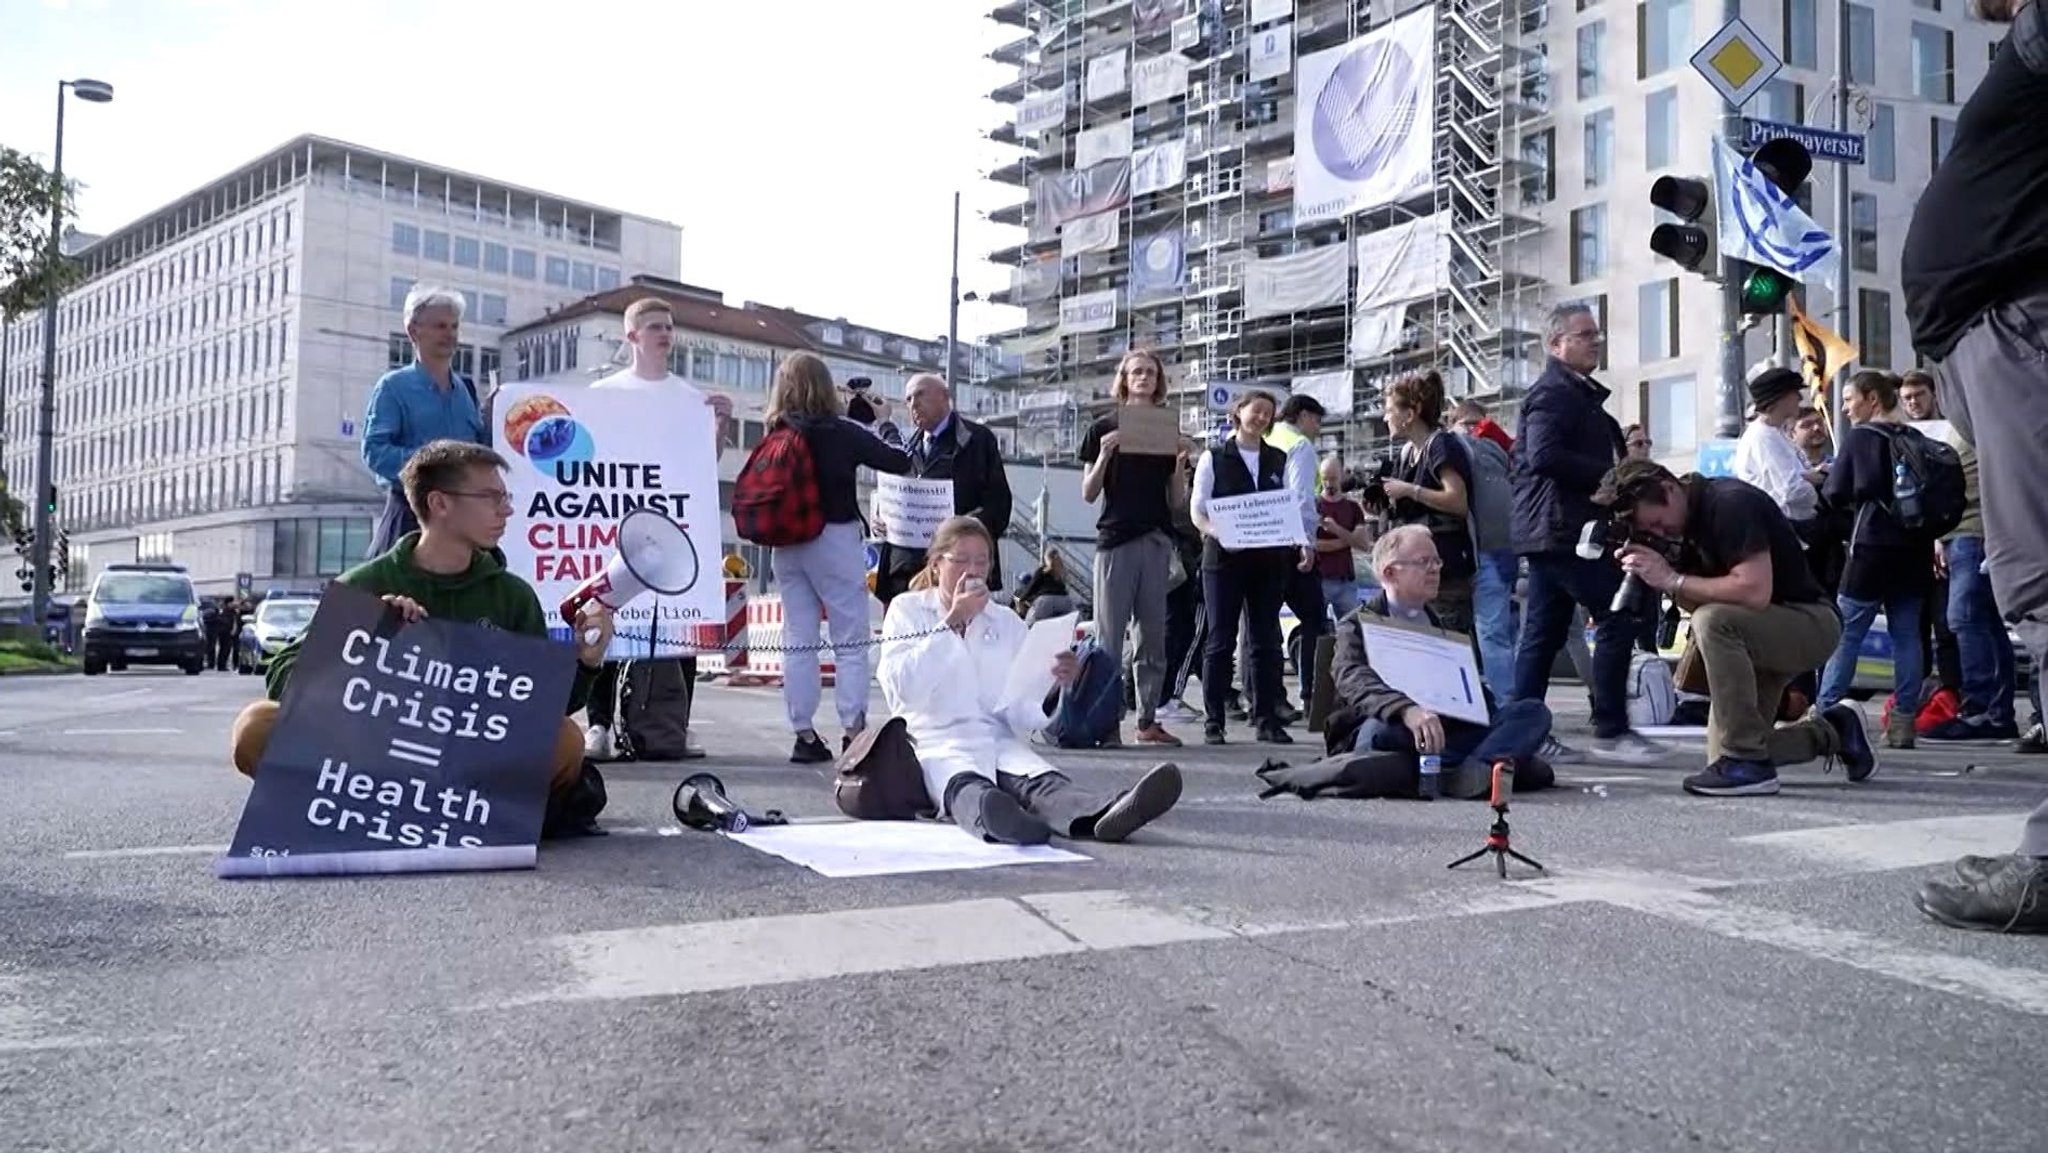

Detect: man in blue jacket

[1506,304,1665,764]
[361,284,487,557]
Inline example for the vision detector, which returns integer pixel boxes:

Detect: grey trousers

[1092,531,1172,728]
[1935,290,2048,858]
[945,772,1112,841]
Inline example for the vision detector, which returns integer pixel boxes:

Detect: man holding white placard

[874,375,1012,607]
[1324,526,1557,800]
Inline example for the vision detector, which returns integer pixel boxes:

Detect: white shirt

[589,368,706,402]
[1733,418,1820,521]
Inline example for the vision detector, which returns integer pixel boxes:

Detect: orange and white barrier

[717,592,885,689]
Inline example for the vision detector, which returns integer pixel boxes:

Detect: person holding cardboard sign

[230,441,614,834]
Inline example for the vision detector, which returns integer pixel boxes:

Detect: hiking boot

[1820,702,1877,783]
[1884,711,1916,749]
[1914,855,2048,934]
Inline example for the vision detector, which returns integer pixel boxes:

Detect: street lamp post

[30,76,112,625]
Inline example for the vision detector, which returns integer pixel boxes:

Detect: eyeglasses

[940,552,991,571]
[448,489,513,510]
[1390,558,1444,572]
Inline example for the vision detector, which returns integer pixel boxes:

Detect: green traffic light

[1739,268,1795,314]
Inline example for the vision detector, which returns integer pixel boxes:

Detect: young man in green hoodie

[230,439,612,805]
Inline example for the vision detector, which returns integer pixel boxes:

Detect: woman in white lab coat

[877,516,1183,846]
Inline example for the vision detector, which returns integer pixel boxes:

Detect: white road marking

[60,727,183,736]
[63,843,225,860]
[0,973,103,1054]
[1736,812,2030,871]
[481,889,1231,1008]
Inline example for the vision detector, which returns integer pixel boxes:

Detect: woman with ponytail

[877,516,1182,845]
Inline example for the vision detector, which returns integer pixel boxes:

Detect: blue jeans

[1947,535,2017,725]
[1043,646,1123,748]
[1472,549,1518,701]
[1511,551,1638,739]
[1350,698,1555,769]
[1819,592,1924,713]
[1321,577,1362,622]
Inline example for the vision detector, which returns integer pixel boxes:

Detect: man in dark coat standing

[875,374,1014,605]
[1507,303,1665,764]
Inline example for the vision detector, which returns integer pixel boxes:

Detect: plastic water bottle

[1893,459,1924,529]
[1418,754,1442,800]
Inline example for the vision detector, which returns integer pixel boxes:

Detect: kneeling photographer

[1594,461,1875,797]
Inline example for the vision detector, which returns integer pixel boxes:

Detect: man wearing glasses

[1506,304,1667,764]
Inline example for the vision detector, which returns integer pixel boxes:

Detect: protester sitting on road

[229,440,613,824]
[876,515,1181,846]
[1595,459,1874,797]
[1324,525,1556,799]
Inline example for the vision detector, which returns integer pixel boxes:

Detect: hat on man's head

[1748,367,1805,414]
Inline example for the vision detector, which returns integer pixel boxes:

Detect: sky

[0,0,1029,342]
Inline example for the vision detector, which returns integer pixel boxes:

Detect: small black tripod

[1446,761,1545,879]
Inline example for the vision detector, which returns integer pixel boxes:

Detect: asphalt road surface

[4,668,2045,1153]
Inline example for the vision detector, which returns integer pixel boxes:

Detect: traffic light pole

[1831,0,1852,438]
[30,83,67,627]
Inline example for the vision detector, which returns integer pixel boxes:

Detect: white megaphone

[559,509,700,638]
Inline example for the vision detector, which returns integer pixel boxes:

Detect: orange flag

[1789,296,1859,437]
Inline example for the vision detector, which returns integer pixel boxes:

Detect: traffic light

[42,485,56,515]
[1649,175,1717,275]
[1726,137,1816,316]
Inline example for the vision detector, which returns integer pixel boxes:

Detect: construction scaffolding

[980,0,1553,459]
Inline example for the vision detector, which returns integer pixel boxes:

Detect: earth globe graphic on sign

[1310,35,1423,183]
[501,394,570,458]
[525,414,595,471]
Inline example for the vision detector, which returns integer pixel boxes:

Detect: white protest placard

[1206,489,1310,550]
[494,383,723,661]
[1357,618,1490,726]
[874,474,954,549]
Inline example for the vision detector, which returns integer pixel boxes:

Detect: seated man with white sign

[1323,525,1557,799]
[230,440,612,815]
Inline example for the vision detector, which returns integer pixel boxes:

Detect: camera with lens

[1341,457,1398,510]
[845,376,877,424]
[1575,516,1683,618]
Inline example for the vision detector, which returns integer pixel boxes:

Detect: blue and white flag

[1712,137,1840,286]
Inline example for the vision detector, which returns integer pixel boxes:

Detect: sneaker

[1203,725,1227,746]
[1093,762,1183,843]
[1589,730,1666,765]
[1537,734,1586,765]
[1682,757,1781,797]
[682,729,707,761]
[582,725,614,761]
[1274,702,1304,727]
[973,788,1054,846]
[1159,700,1203,724]
[1883,712,1916,750]
[1135,723,1182,748]
[1914,855,2048,934]
[2015,723,2048,755]
[1820,702,1877,783]
[1255,722,1293,745]
[1097,730,1125,749]
[1922,717,2021,743]
[790,731,834,764]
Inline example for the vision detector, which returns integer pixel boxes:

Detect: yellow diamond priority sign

[1690,17,1783,109]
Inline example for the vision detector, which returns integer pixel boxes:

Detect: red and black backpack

[732,421,825,547]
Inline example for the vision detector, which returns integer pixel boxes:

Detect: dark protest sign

[218,584,577,879]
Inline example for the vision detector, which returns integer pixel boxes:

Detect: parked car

[80,564,206,676]
[235,594,321,676]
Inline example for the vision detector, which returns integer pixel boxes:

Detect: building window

[1639,278,1679,362]
[1931,116,1956,172]
[1858,288,1893,369]
[484,242,510,274]
[596,268,622,290]
[1521,128,1555,205]
[1783,0,1817,68]
[453,236,481,269]
[572,262,596,291]
[1645,87,1679,169]
[1570,204,1607,282]
[1851,193,1880,272]
[545,256,571,286]
[512,249,537,279]
[1637,0,1691,79]
[391,222,419,256]
[1646,373,1698,451]
[1577,20,1606,99]
[272,517,374,578]
[1848,5,1875,84]
[1912,23,1954,102]
[480,293,508,326]
[1759,77,1804,124]
[1584,110,1615,188]
[421,230,450,262]
[1870,103,1896,182]
[389,277,410,310]
[387,332,410,370]
[1911,0,1940,7]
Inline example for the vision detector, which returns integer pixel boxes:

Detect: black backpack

[1872,424,1966,539]
[616,658,693,761]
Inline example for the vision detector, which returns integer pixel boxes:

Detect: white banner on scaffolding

[1251,0,1294,22]
[1241,243,1350,321]
[1349,305,1410,361]
[1291,369,1355,417]
[1075,119,1134,168]
[1085,49,1128,101]
[1353,213,1449,310]
[1016,88,1068,138]
[1059,289,1120,335]
[1131,138,1187,197]
[1265,156,1295,193]
[1249,23,1293,82]
[1132,54,1190,106]
[1131,228,1186,301]
[1292,7,1437,225]
[1061,208,1121,258]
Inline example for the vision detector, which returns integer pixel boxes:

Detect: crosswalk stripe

[1735,812,2029,871]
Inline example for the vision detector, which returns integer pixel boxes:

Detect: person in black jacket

[766,354,913,764]
[1191,391,1305,746]
[874,374,1014,606]
[1507,304,1665,764]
